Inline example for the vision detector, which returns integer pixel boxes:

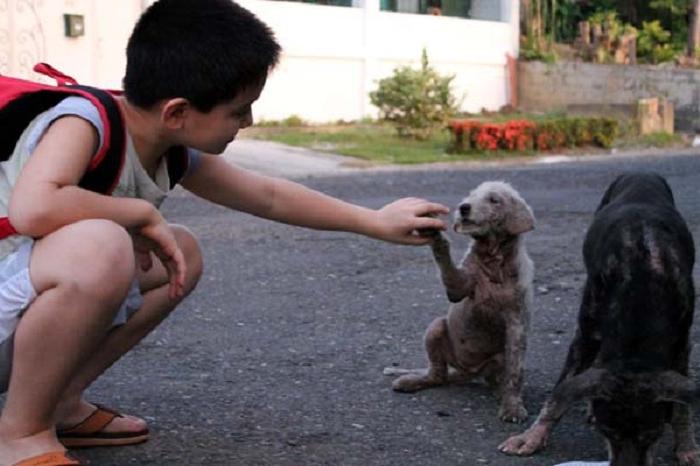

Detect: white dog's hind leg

[388,317,454,392]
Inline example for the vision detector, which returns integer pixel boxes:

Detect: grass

[244,118,691,165]
[613,131,688,150]
[244,123,529,165]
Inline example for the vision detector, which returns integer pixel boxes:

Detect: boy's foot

[0,426,66,466]
[56,401,149,448]
[13,450,84,466]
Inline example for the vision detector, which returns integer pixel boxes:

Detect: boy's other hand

[373,198,449,245]
[138,216,187,299]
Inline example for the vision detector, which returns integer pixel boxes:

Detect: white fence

[0,0,518,122]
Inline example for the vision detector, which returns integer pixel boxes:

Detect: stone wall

[518,61,700,131]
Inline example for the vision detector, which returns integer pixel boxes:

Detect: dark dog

[499,173,698,465]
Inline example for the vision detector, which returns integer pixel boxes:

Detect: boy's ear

[161,98,190,130]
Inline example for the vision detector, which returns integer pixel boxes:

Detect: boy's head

[124,0,281,113]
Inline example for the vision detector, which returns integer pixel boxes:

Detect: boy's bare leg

[0,220,136,465]
[54,225,203,433]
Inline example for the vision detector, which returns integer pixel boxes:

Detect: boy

[0,0,448,464]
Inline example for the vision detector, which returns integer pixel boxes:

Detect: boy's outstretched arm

[8,116,186,297]
[181,154,449,245]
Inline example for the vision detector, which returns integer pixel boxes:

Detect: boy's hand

[137,215,187,299]
[373,198,449,245]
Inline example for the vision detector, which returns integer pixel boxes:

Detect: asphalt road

[79,151,700,466]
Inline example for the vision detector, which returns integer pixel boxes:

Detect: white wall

[239,0,517,122]
[0,0,141,86]
[1,0,518,122]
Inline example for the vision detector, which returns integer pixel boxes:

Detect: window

[270,0,354,7]
[381,0,471,19]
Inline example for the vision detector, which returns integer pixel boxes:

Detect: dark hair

[124,0,281,112]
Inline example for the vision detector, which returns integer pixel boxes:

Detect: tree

[688,0,700,57]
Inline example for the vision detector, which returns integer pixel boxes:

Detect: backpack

[0,63,189,238]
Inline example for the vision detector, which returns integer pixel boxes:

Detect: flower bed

[448,117,619,153]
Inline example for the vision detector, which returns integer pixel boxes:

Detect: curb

[227,139,700,178]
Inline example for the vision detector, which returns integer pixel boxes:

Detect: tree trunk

[688,0,700,57]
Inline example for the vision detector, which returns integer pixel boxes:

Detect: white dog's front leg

[430,234,474,303]
[499,312,528,423]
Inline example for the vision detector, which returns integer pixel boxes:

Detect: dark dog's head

[454,181,534,238]
[553,369,695,466]
[596,172,675,213]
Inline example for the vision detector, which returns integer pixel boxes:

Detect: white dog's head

[454,181,535,237]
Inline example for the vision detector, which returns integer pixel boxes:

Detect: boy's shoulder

[29,96,105,146]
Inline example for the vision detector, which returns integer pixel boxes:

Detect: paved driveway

[80,148,700,465]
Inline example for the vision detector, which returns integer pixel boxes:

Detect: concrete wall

[1,0,519,123]
[518,60,700,131]
[0,0,143,88]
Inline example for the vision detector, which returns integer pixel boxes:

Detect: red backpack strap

[0,69,125,194]
[0,65,126,240]
[33,63,78,86]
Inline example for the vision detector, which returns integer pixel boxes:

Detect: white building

[0,0,518,122]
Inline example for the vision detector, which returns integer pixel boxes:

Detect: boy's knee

[30,219,135,306]
[62,219,134,286]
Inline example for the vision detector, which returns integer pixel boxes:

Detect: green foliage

[571,0,690,55]
[637,20,678,63]
[281,115,306,127]
[520,37,558,62]
[637,131,682,146]
[253,115,307,127]
[650,0,689,16]
[553,0,586,42]
[370,49,461,140]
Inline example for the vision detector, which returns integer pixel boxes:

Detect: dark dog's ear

[552,368,610,405]
[504,196,535,235]
[652,371,697,405]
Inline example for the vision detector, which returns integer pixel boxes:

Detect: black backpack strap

[166,146,189,190]
[0,84,125,195]
[69,85,125,194]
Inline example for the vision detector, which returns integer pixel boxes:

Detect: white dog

[385,181,535,423]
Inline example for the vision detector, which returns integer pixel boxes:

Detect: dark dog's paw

[498,428,547,456]
[677,449,700,466]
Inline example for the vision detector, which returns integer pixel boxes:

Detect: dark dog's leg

[672,404,699,466]
[498,330,589,454]
[499,310,528,423]
[430,234,475,303]
[499,281,600,455]
[392,317,453,392]
[672,341,700,466]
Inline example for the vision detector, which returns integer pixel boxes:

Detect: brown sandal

[57,404,149,448]
[12,450,84,466]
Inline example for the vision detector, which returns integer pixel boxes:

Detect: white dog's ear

[504,197,535,235]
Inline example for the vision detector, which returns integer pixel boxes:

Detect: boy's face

[182,80,265,154]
